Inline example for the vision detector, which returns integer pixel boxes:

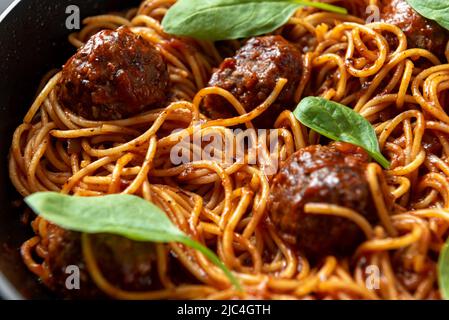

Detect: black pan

[0,0,141,299]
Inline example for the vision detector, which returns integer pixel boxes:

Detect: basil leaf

[438,240,449,300]
[162,0,347,41]
[293,97,390,169]
[25,192,241,290]
[406,0,449,31]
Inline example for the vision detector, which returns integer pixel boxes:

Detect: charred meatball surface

[44,224,156,298]
[203,36,302,128]
[268,142,378,259]
[59,26,169,121]
[381,0,448,58]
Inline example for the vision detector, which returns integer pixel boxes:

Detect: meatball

[203,36,302,128]
[268,142,378,259]
[59,26,169,121]
[44,224,156,298]
[331,0,370,19]
[381,0,448,57]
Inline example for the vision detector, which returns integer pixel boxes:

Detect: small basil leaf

[25,192,241,290]
[162,0,347,41]
[438,240,449,300]
[293,97,390,169]
[406,0,449,31]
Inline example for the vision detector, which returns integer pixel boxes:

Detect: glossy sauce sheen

[203,35,302,128]
[59,26,169,121]
[268,142,379,259]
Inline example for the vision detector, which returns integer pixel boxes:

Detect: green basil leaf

[25,192,241,290]
[161,0,347,41]
[293,97,390,169]
[438,240,449,300]
[406,0,449,31]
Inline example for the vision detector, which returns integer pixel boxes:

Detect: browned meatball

[44,224,157,298]
[203,36,302,128]
[59,26,169,121]
[268,142,378,259]
[381,0,448,57]
[331,0,370,19]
